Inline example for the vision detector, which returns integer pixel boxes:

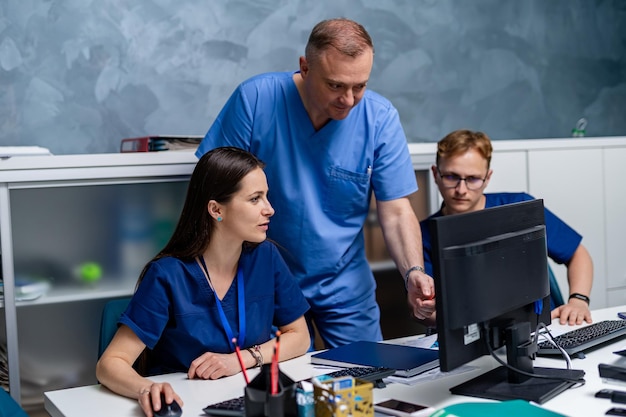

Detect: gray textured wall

[1,0,625,155]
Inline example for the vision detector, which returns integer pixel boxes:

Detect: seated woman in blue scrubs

[96,147,310,416]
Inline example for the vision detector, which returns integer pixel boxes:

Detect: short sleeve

[371,103,418,202]
[119,262,172,349]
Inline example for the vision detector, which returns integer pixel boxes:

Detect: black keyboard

[537,319,626,355]
[203,396,245,417]
[323,365,396,384]
[202,366,395,416]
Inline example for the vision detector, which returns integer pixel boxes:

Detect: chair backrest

[98,297,132,358]
[0,387,28,417]
[548,265,565,309]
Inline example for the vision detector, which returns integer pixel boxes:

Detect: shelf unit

[2,136,625,408]
[0,151,197,405]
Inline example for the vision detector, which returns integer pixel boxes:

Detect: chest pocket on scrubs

[324,166,370,217]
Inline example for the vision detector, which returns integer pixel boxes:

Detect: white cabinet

[487,150,529,193]
[0,151,197,407]
[604,147,626,292]
[527,147,606,308]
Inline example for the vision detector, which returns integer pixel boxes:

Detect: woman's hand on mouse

[137,382,183,417]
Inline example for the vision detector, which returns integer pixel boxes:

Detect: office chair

[0,387,28,417]
[98,297,132,359]
[548,266,565,310]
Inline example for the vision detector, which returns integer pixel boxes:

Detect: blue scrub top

[196,71,417,309]
[420,192,583,277]
[119,241,309,374]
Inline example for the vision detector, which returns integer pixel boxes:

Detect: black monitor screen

[430,199,584,404]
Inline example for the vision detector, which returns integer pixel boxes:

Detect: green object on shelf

[77,262,103,283]
[571,117,587,137]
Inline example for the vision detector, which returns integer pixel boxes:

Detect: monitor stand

[451,322,585,404]
[450,366,585,404]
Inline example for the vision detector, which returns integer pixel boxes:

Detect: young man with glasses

[420,129,593,326]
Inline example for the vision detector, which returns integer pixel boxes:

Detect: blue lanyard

[198,256,246,350]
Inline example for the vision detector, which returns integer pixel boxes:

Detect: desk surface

[45,306,626,417]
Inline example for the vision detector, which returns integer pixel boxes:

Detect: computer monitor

[429,199,584,404]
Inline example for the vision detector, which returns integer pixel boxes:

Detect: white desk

[45,306,626,417]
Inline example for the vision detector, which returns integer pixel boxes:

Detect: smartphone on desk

[374,399,434,417]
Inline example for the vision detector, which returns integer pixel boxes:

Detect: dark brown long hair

[136,146,265,286]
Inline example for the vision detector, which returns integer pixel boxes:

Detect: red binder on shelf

[120,135,202,152]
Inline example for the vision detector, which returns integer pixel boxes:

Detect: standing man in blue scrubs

[196,18,435,348]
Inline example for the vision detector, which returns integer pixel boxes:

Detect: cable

[534,323,572,369]
[482,323,584,386]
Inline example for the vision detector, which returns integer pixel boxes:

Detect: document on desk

[311,341,439,377]
[393,334,439,349]
[384,363,477,386]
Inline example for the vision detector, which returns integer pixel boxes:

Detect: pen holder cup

[313,377,374,417]
[245,364,298,417]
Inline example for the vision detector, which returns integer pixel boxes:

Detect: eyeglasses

[437,168,487,190]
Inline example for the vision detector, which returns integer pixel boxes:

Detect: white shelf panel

[1,279,135,308]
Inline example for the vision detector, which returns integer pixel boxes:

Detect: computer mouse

[153,392,182,417]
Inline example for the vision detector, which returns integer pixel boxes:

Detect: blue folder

[311,341,439,377]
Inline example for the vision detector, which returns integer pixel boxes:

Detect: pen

[366,165,372,176]
[232,338,250,384]
[271,346,278,395]
[275,330,281,363]
[271,331,281,395]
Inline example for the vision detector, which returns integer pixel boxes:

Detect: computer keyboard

[323,365,396,385]
[203,396,245,417]
[537,319,626,356]
[202,366,395,416]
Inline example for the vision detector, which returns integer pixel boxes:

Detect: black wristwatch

[569,293,590,305]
